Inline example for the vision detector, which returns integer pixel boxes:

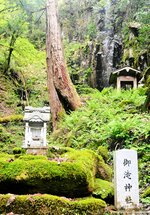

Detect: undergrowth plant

[49,87,149,150]
[49,87,150,196]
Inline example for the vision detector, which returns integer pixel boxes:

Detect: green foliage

[142,187,150,198]
[0,194,106,215]
[138,24,150,48]
[49,88,149,190]
[13,37,45,70]
[0,0,48,110]
[0,122,24,153]
[49,88,149,150]
[122,22,150,67]
[86,21,97,39]
[141,184,150,207]
[64,40,92,85]
[141,197,150,206]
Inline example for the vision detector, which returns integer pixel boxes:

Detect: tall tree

[46,0,81,130]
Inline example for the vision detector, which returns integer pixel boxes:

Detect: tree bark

[46,0,81,130]
[4,31,17,74]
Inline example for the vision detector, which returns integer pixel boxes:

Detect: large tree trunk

[46,0,81,130]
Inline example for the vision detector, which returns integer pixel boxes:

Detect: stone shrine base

[25,147,48,155]
[110,210,149,215]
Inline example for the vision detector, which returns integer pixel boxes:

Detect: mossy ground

[0,194,106,215]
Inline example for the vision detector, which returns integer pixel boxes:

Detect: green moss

[0,149,112,198]
[93,178,114,200]
[0,153,14,159]
[97,146,109,161]
[64,149,112,182]
[47,145,73,157]
[18,154,47,160]
[0,153,14,168]
[0,115,23,123]
[0,157,92,197]
[0,194,106,215]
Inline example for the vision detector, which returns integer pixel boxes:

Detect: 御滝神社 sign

[114,149,139,209]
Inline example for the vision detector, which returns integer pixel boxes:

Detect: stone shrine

[23,106,50,154]
[110,67,142,90]
[114,149,139,210]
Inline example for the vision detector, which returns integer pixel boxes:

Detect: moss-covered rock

[47,145,74,158]
[63,149,112,181]
[0,158,91,197]
[93,178,114,202]
[97,146,109,162]
[0,150,112,198]
[0,194,106,215]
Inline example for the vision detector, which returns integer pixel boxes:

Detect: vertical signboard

[114,149,139,209]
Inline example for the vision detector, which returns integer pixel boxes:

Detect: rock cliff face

[90,0,123,90]
[96,0,115,89]
[60,0,149,90]
[90,5,149,89]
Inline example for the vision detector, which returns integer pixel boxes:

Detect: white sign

[114,149,139,209]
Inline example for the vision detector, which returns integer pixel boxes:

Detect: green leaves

[49,88,150,150]
[13,37,45,69]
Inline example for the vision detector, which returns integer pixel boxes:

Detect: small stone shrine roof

[109,66,142,84]
[23,106,50,122]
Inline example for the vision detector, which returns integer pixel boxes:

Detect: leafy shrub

[49,88,149,150]
[48,88,149,190]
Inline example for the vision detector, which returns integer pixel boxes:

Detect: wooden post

[117,77,121,90]
[133,78,138,89]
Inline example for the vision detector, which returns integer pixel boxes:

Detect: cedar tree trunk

[46,0,81,130]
